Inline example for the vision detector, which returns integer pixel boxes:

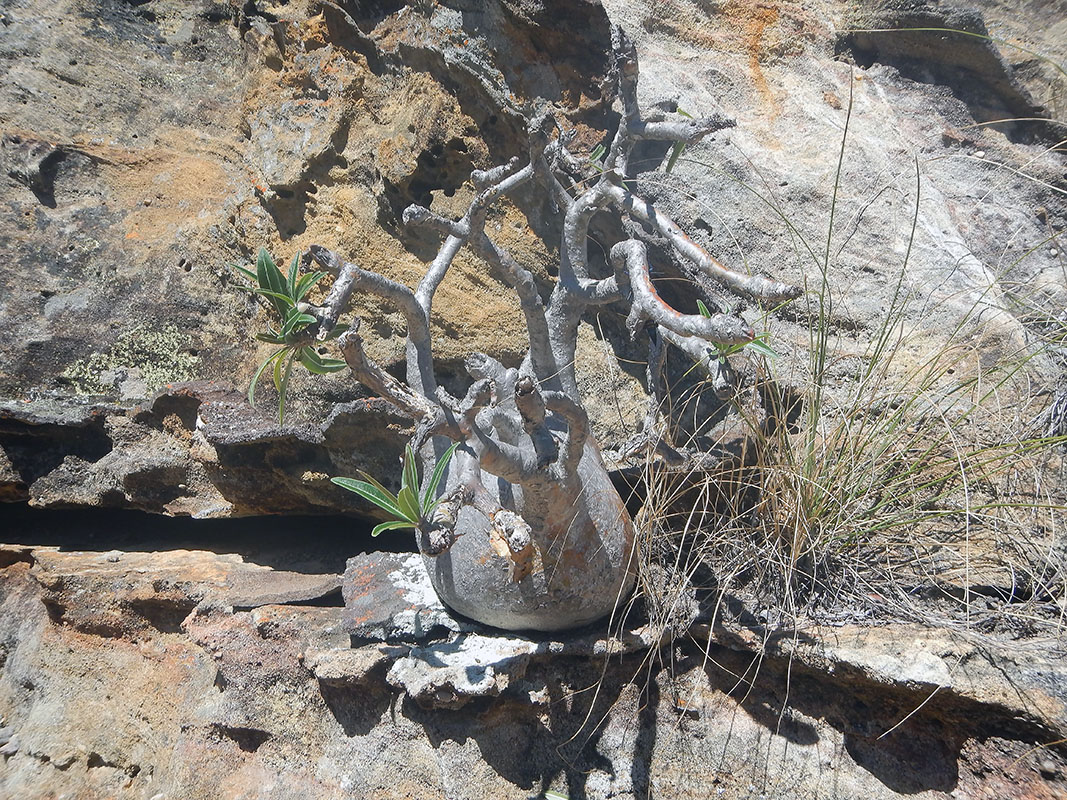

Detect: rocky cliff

[1,0,1066,797]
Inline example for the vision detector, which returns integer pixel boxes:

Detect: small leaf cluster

[232,248,347,422]
[332,442,461,537]
[696,299,779,360]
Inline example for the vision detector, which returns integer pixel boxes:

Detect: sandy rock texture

[1,0,1066,797]
[2,540,1066,800]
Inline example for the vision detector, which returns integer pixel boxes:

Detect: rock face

[2,542,1066,799]
[1,0,1067,797]
[0,0,1063,517]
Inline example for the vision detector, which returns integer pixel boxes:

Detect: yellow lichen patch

[62,325,200,395]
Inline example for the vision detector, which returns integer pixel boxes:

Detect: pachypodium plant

[238,27,801,631]
[232,248,348,422]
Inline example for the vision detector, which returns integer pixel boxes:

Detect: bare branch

[627,114,735,143]
[611,239,754,344]
[402,204,464,238]
[543,390,589,481]
[469,232,559,380]
[658,327,737,400]
[514,376,559,468]
[439,380,538,484]
[603,184,801,305]
[336,324,462,441]
[307,245,437,396]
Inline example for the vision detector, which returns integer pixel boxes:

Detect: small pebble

[1051,248,1059,257]
[974,150,986,158]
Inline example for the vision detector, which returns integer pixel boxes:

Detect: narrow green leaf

[696,299,711,318]
[372,520,415,537]
[248,347,287,408]
[712,341,744,358]
[331,477,405,519]
[230,263,259,283]
[396,485,421,524]
[402,445,419,499]
[294,271,328,302]
[676,107,695,120]
[589,143,606,163]
[356,470,396,501]
[298,347,348,374]
[276,350,296,423]
[272,348,286,393]
[744,337,779,360]
[286,252,300,300]
[257,249,289,315]
[255,333,287,344]
[253,288,296,307]
[423,440,461,509]
[665,141,686,174]
[281,312,317,338]
[322,323,350,341]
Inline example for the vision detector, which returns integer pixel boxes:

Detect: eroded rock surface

[0,0,1063,516]
[1,0,1066,797]
[2,542,1066,799]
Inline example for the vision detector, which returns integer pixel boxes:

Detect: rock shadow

[694,636,962,794]
[402,652,656,799]
[318,680,394,738]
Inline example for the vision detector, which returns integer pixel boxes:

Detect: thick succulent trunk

[429,441,634,631]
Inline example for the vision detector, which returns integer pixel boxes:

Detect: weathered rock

[341,551,479,641]
[3,542,1067,799]
[1,0,1064,515]
[0,381,416,518]
[30,545,341,636]
[1,0,1067,796]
